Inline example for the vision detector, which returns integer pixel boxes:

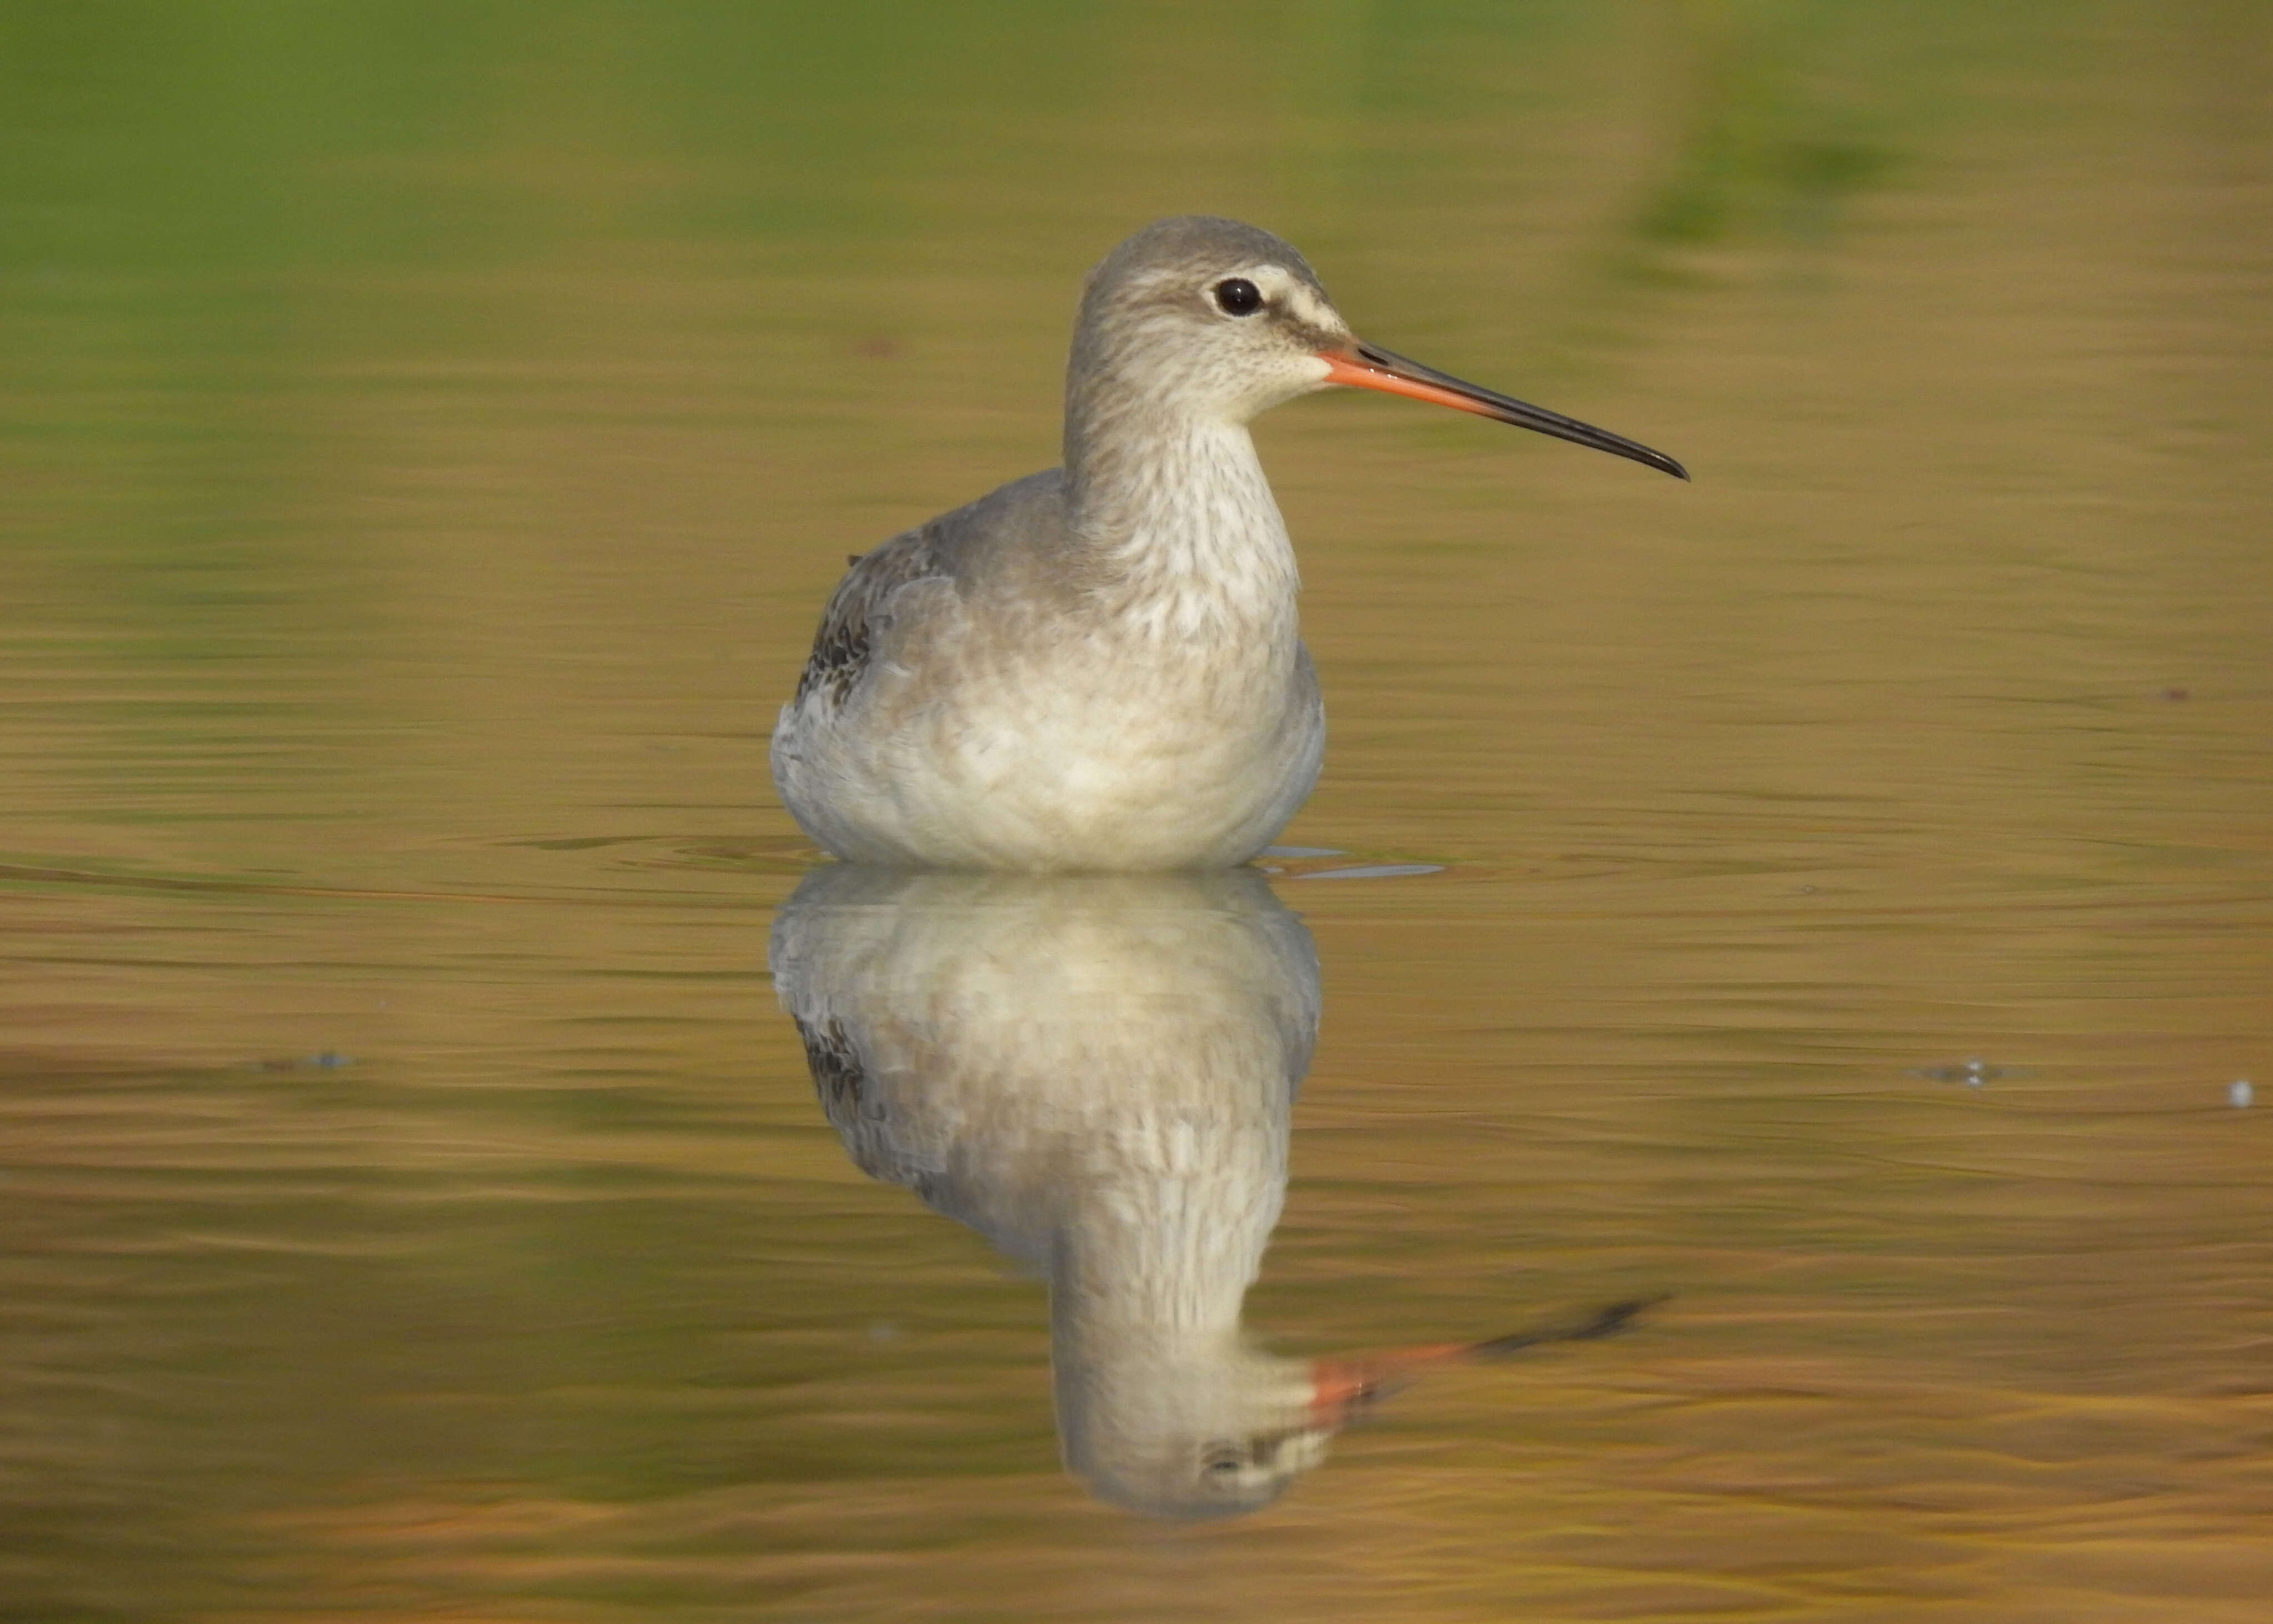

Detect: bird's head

[1067,214,1686,479]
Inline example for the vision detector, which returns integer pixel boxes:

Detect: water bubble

[1909,1058,2015,1086]
[2230,1080,2254,1109]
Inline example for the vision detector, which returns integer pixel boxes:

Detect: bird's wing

[790,525,952,711]
[789,1010,938,1191]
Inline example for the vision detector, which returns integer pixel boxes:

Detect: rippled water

[4,4,2269,1620]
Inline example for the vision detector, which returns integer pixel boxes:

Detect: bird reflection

[772,866,1649,1519]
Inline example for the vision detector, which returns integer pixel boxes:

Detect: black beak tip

[1623,444,1691,482]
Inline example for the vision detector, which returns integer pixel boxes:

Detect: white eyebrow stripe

[1283,284,1331,327]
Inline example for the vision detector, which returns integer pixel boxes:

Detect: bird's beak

[1305,1342,1468,1428]
[1304,1298,1665,1427]
[1319,342,1689,481]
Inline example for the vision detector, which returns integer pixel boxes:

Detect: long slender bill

[1321,342,1689,481]
[1305,1296,1666,1427]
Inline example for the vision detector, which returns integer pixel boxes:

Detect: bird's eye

[1211,278,1264,317]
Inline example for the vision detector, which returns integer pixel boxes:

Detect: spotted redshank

[773,215,1686,871]
[772,865,1658,1518]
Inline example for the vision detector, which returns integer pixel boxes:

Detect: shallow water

[3,3,2270,1620]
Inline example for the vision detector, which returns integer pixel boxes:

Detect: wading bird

[773,216,1685,871]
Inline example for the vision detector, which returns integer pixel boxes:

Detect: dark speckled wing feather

[791,1011,934,1192]
[789,470,1068,718]
[791,524,952,710]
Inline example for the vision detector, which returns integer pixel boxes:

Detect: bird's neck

[1063,408,1301,643]
[1050,1162,1277,1342]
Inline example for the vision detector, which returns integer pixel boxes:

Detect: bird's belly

[777,648,1323,871]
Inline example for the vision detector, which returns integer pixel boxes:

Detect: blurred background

[2,2,2268,1619]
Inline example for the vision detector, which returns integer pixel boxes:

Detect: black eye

[1211,278,1264,317]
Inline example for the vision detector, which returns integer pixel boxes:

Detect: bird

[773,865,1321,1517]
[770,865,1660,1518]
[772,215,1686,872]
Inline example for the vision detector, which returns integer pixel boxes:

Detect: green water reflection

[3,2,2269,1620]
